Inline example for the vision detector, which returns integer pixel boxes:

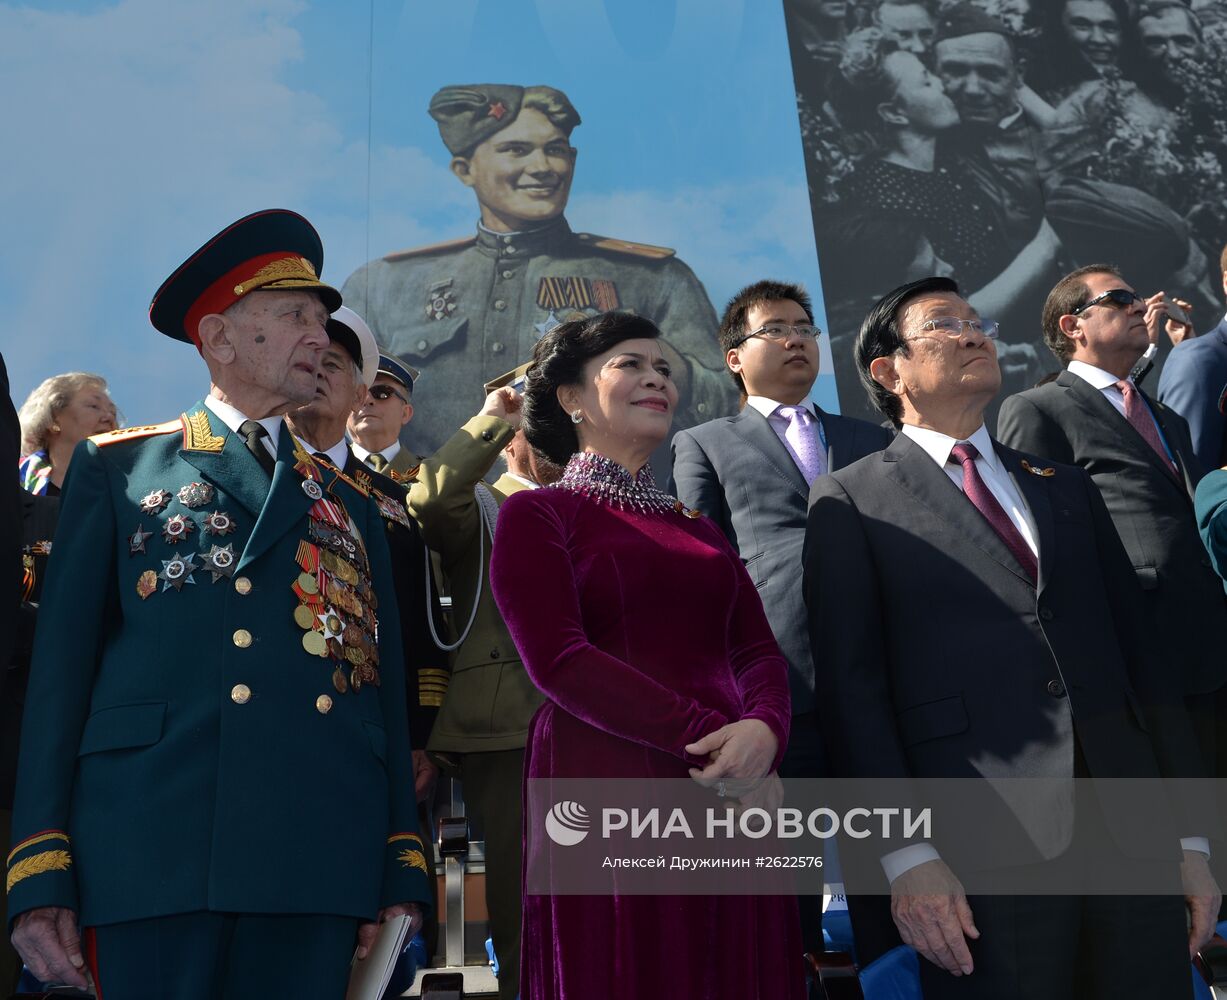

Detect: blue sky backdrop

[3,0,838,427]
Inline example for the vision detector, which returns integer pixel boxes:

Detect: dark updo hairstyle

[523,311,663,466]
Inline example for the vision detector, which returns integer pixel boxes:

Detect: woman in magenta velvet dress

[490,313,804,999]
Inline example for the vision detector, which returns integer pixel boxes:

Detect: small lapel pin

[1021,459,1055,478]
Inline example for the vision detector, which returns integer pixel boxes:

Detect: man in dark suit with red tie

[997,265,1227,780]
[803,276,1218,998]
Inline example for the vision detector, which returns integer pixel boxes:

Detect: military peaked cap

[377,353,419,394]
[150,209,342,345]
[936,2,1010,41]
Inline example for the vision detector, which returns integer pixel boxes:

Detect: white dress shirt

[901,423,1039,558]
[746,395,827,480]
[1066,360,1175,464]
[204,395,281,460]
[351,438,402,467]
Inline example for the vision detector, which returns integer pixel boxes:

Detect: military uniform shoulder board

[90,420,181,447]
[576,233,676,260]
[383,235,477,262]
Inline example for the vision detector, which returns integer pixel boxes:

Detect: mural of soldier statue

[342,83,737,469]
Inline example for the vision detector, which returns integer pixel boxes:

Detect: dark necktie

[366,452,388,473]
[1114,380,1179,480]
[949,442,1038,584]
[239,419,276,478]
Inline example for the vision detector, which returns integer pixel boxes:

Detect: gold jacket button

[234,576,253,595]
[231,684,251,704]
[316,694,333,714]
[233,628,252,648]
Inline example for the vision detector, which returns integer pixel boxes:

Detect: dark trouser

[0,808,21,996]
[916,894,1189,1000]
[459,749,525,1000]
[85,911,359,1000]
[780,711,826,957]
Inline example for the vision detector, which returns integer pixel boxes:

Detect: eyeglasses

[732,323,821,348]
[907,317,1000,341]
[369,384,408,404]
[1072,289,1141,315]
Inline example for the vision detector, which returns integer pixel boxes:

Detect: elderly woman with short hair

[490,312,802,999]
[17,373,117,495]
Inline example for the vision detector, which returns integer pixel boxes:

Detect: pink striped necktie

[949,442,1038,584]
[1114,380,1178,480]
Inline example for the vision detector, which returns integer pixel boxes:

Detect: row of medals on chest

[295,484,381,697]
[128,480,379,697]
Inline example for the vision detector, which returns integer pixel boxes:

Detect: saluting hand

[480,387,523,430]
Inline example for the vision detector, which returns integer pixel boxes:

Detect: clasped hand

[685,718,778,801]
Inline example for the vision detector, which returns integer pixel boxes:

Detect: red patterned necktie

[949,442,1038,584]
[1114,380,1179,479]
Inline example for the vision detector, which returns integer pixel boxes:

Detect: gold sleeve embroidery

[6,850,72,893]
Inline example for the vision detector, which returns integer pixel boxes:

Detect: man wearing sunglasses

[998,265,1227,781]
[673,280,892,967]
[348,354,422,479]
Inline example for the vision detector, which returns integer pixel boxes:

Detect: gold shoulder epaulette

[576,233,676,260]
[90,420,181,447]
[383,235,477,262]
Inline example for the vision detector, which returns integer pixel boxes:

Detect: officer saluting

[342,83,737,465]
[7,210,430,998]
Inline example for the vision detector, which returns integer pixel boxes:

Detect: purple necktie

[774,405,825,485]
[1114,380,1179,480]
[949,442,1038,584]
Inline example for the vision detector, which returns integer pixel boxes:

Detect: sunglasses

[1072,288,1141,315]
[369,384,408,404]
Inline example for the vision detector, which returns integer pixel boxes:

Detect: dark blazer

[1,353,20,676]
[672,404,891,715]
[998,371,1227,699]
[1158,319,1227,471]
[342,451,449,747]
[1,490,59,809]
[805,433,1203,853]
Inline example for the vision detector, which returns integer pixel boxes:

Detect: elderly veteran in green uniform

[348,354,423,480]
[342,83,736,468]
[6,210,430,999]
[286,306,448,801]
[407,363,557,1000]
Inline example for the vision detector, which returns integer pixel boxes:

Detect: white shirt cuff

[880,843,941,883]
[1181,836,1211,858]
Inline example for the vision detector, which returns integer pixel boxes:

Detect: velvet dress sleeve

[491,490,730,767]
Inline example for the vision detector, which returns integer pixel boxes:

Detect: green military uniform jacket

[1197,466,1227,592]
[407,415,543,754]
[342,218,737,457]
[6,403,430,928]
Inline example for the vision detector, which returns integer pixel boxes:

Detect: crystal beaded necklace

[555,451,700,517]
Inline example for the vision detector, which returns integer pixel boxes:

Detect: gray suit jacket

[672,404,892,714]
